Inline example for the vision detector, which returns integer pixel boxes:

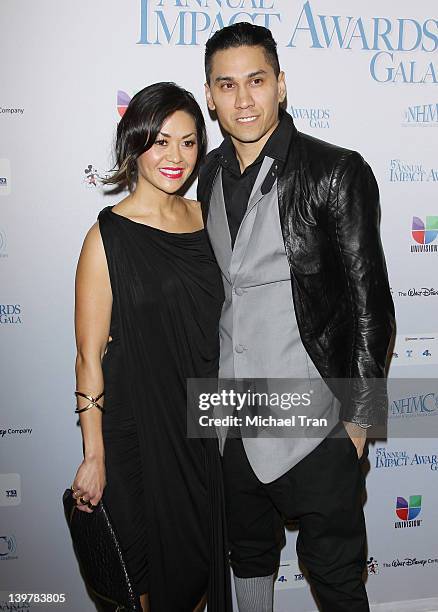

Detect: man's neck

[231,118,279,173]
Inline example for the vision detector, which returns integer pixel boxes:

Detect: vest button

[235,344,246,354]
[234,287,244,296]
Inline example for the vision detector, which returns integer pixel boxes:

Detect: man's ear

[205,82,216,111]
[277,71,287,104]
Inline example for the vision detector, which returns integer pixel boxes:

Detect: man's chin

[230,130,265,144]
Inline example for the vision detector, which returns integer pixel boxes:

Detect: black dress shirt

[218,111,294,247]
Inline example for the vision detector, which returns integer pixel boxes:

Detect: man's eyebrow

[159,131,196,139]
[214,75,233,83]
[214,69,268,83]
[248,70,268,78]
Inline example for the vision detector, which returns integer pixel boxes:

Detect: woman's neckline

[109,206,205,236]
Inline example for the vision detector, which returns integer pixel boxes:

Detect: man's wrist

[343,420,371,429]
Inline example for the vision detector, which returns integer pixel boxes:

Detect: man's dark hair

[205,23,280,84]
[103,82,207,193]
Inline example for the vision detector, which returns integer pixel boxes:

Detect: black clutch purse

[62,488,142,611]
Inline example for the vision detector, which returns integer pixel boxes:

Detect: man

[197,23,395,612]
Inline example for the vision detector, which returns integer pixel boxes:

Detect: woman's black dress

[97,205,231,611]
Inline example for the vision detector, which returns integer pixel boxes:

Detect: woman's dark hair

[103,82,207,193]
[205,23,280,84]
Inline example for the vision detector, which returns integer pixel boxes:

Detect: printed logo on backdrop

[136,1,438,85]
[138,0,282,46]
[367,557,379,575]
[390,160,438,182]
[390,389,438,418]
[0,535,17,561]
[0,229,7,259]
[83,165,111,189]
[0,475,21,507]
[286,3,437,84]
[0,305,21,324]
[368,553,438,573]
[117,90,132,117]
[289,106,331,129]
[0,159,11,196]
[392,286,438,299]
[275,559,307,590]
[403,103,438,127]
[411,216,438,253]
[391,334,438,366]
[85,91,129,184]
[0,106,24,116]
[0,428,32,439]
[83,165,100,188]
[382,556,438,570]
[375,448,438,472]
[395,495,422,529]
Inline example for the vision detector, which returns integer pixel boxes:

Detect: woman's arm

[72,221,112,511]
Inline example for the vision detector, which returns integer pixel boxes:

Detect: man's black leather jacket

[197,112,395,426]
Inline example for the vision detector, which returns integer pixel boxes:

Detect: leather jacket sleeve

[332,152,395,425]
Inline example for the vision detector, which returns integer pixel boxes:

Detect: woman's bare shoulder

[78,222,106,264]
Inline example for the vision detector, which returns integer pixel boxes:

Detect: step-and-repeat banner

[1,1,437,610]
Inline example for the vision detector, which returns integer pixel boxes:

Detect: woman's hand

[71,456,106,513]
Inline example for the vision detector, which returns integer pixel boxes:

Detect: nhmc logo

[404,103,438,126]
[390,392,438,417]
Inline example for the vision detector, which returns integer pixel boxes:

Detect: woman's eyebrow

[159,131,196,138]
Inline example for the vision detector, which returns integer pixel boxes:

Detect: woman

[71,83,231,612]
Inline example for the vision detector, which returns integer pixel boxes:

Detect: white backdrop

[1,1,438,611]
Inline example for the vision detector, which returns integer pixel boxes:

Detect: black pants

[222,426,369,612]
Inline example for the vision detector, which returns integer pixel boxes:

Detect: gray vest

[207,156,339,483]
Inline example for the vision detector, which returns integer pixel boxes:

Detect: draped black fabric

[98,205,231,612]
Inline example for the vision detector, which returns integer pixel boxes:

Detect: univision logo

[395,495,422,528]
[411,216,438,252]
[117,90,132,118]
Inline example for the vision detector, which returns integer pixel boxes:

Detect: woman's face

[136,110,198,194]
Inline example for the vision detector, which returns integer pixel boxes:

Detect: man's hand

[342,421,367,459]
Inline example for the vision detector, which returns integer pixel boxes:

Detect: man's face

[205,45,286,145]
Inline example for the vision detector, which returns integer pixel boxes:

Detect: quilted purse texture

[62,488,142,611]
